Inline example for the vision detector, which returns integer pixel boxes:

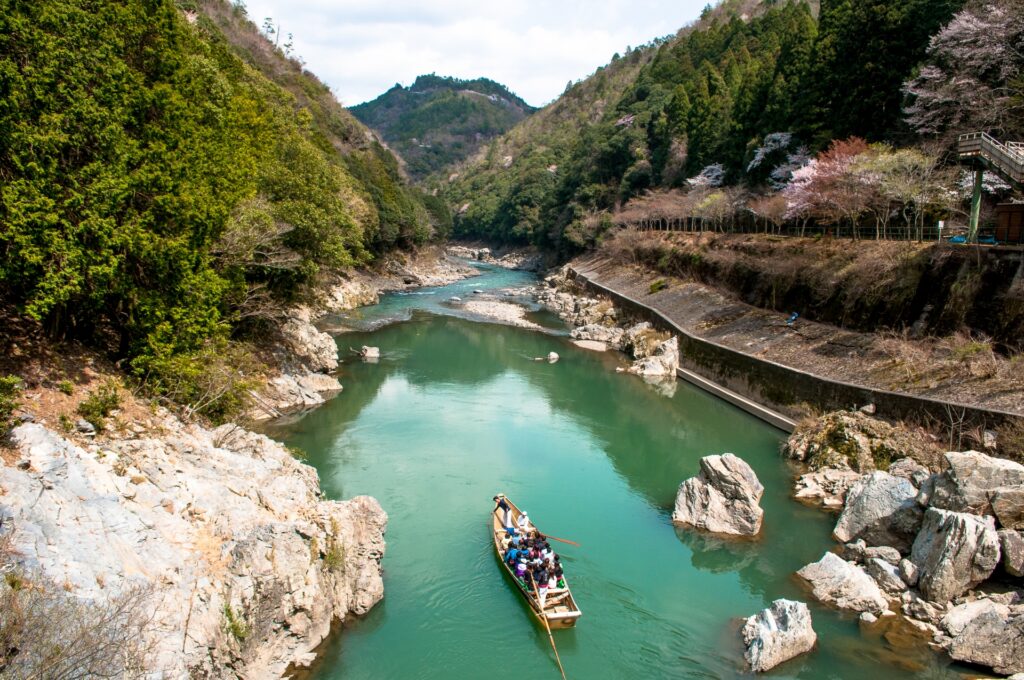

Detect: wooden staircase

[958,132,1024,191]
[958,132,1023,241]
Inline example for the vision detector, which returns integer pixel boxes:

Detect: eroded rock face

[796,552,888,614]
[910,508,1001,602]
[949,609,1024,675]
[281,314,339,373]
[741,599,816,672]
[1,422,387,677]
[930,451,1024,528]
[324,278,379,312]
[832,472,922,552]
[672,454,764,536]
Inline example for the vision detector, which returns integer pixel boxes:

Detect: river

[267,263,959,679]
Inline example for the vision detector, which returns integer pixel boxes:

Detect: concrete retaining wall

[568,267,1020,432]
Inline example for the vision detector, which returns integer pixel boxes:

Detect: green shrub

[135,340,258,424]
[222,603,250,642]
[649,279,668,294]
[57,380,74,395]
[76,381,122,431]
[0,376,23,435]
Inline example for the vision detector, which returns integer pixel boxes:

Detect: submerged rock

[930,451,1024,528]
[796,552,888,614]
[832,472,922,552]
[910,507,1001,602]
[741,599,816,672]
[672,454,764,536]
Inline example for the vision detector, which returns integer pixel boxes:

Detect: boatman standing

[494,494,512,529]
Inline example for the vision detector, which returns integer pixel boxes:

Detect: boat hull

[491,495,582,629]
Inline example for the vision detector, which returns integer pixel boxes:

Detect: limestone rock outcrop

[281,310,339,374]
[910,507,1001,602]
[832,472,922,552]
[1,421,387,677]
[741,599,817,672]
[929,451,1024,529]
[796,552,888,614]
[628,336,679,378]
[672,454,764,536]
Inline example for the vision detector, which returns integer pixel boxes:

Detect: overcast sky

[242,0,708,107]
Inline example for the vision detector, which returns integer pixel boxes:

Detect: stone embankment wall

[567,261,1020,430]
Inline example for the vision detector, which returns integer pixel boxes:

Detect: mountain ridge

[351,74,536,181]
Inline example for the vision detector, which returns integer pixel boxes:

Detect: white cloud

[240,0,707,106]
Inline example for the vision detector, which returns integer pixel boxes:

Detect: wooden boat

[491,494,582,629]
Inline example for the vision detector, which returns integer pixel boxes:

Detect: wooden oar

[532,577,567,680]
[542,534,580,547]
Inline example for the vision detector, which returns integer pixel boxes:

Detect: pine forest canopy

[351,75,536,182]
[0,0,451,418]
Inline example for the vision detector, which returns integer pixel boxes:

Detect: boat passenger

[517,511,532,533]
[510,530,523,547]
[515,557,528,580]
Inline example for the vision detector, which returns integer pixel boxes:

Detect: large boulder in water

[672,454,764,536]
[832,472,922,552]
[741,599,817,672]
[930,451,1024,528]
[949,608,1024,675]
[910,507,1001,602]
[796,552,888,614]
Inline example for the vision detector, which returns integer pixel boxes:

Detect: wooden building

[995,203,1024,244]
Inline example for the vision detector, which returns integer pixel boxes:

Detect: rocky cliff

[0,416,386,677]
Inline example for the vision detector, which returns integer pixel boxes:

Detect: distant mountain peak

[351,75,535,181]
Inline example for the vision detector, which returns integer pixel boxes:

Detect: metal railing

[958,132,1024,183]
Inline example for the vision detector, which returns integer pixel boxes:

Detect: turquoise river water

[266,263,965,680]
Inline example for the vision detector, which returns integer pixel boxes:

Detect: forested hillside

[445,0,992,253]
[0,0,448,418]
[352,75,535,181]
